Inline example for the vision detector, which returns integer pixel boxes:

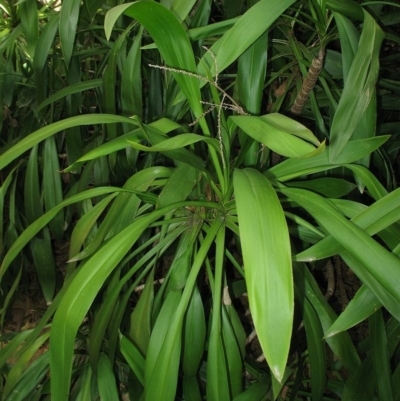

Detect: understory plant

[1,0,400,400]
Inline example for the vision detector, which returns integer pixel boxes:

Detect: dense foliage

[1,0,400,400]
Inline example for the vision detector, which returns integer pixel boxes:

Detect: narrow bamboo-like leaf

[341,252,400,323]
[237,30,268,165]
[267,136,389,181]
[33,13,59,73]
[286,178,356,199]
[157,164,197,209]
[234,168,293,382]
[293,263,360,373]
[59,0,81,66]
[19,0,38,58]
[170,0,198,21]
[283,187,400,311]
[3,331,50,399]
[196,0,296,80]
[69,167,172,262]
[237,32,267,115]
[326,285,381,337]
[342,355,376,401]
[30,227,56,303]
[294,185,400,261]
[74,364,92,401]
[207,227,230,401]
[63,118,179,172]
[225,296,246,359]
[231,114,318,158]
[88,227,185,373]
[50,208,175,401]
[329,11,384,161]
[127,133,219,153]
[36,79,103,111]
[97,353,120,401]
[183,376,202,401]
[326,0,363,20]
[335,11,376,181]
[24,145,42,224]
[105,2,203,119]
[3,353,49,401]
[182,285,206,377]
[42,136,64,239]
[0,114,140,170]
[0,187,127,282]
[221,305,243,398]
[120,334,145,385]
[232,374,271,401]
[67,194,118,274]
[303,298,326,401]
[50,202,220,401]
[121,27,143,120]
[130,270,155,355]
[369,310,394,401]
[0,330,31,369]
[103,25,133,161]
[145,218,223,401]
[334,12,359,83]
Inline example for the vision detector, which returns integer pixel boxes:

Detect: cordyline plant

[1,0,400,400]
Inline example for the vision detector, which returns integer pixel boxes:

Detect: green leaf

[30,227,56,303]
[33,14,59,73]
[67,194,118,275]
[36,79,103,112]
[267,136,390,181]
[127,133,219,153]
[121,27,143,120]
[303,299,326,401]
[105,2,203,119]
[231,114,318,158]
[74,364,93,401]
[283,187,400,318]
[369,310,394,401]
[50,202,221,401]
[0,187,127,283]
[0,114,140,170]
[182,286,206,377]
[119,334,145,385]
[24,145,42,224]
[325,285,381,337]
[129,270,155,355]
[3,331,50,399]
[286,178,356,198]
[293,263,360,373]
[97,353,120,401]
[145,218,223,401]
[342,355,376,401]
[59,0,81,66]
[295,186,400,262]
[234,168,293,382]
[19,0,38,59]
[329,11,384,161]
[232,374,271,401]
[42,136,64,240]
[207,226,230,401]
[197,0,297,79]
[3,353,49,401]
[157,164,197,209]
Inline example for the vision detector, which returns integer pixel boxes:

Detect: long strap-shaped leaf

[49,203,222,401]
[104,2,203,120]
[329,10,384,162]
[282,187,400,308]
[234,168,293,382]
